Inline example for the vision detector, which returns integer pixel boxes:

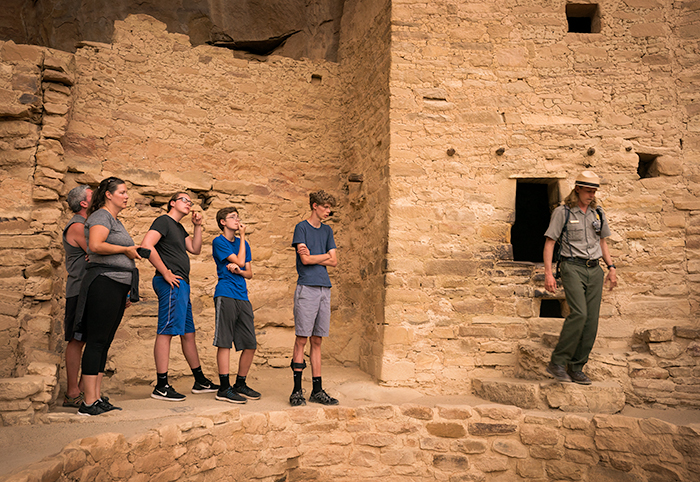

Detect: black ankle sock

[156,372,168,388]
[293,371,303,392]
[219,374,230,390]
[235,375,246,387]
[312,376,322,394]
[191,366,207,384]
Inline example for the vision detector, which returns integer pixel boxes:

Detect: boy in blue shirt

[211,207,260,404]
[289,190,339,406]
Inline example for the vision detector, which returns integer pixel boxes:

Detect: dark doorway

[511,181,557,262]
[540,299,563,318]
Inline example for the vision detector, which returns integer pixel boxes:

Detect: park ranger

[543,171,618,384]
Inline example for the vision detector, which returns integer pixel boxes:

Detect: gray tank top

[63,214,87,298]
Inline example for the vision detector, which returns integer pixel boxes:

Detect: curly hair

[87,177,126,216]
[309,190,336,210]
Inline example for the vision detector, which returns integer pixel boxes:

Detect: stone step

[472,377,626,414]
[516,339,631,383]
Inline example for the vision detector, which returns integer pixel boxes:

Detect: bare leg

[180,332,202,369]
[217,347,230,376]
[154,334,173,373]
[237,349,256,377]
[293,336,307,367]
[309,336,322,377]
[83,374,100,405]
[65,339,85,398]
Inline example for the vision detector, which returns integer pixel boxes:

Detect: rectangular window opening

[566,4,601,33]
[540,299,564,318]
[637,153,659,179]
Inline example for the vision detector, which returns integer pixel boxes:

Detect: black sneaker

[151,384,186,401]
[289,390,306,407]
[546,362,573,383]
[308,389,339,406]
[216,386,247,404]
[234,384,261,400]
[78,401,106,416]
[192,378,220,394]
[567,369,592,385]
[97,398,122,412]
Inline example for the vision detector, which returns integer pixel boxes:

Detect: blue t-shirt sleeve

[327,227,336,251]
[245,240,252,263]
[212,236,233,264]
[292,223,305,247]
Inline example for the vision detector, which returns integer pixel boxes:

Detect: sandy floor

[2,365,700,477]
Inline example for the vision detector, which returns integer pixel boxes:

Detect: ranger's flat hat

[575,170,600,188]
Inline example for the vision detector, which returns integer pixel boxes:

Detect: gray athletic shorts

[213,297,257,351]
[293,285,331,337]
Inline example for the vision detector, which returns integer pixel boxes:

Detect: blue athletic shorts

[153,276,195,336]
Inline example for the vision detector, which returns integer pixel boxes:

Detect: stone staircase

[472,326,628,414]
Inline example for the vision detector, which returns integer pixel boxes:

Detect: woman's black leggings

[81,275,130,376]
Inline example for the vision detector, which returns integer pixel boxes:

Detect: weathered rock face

[0,0,344,61]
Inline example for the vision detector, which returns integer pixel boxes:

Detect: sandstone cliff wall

[2,0,700,427]
[62,14,346,391]
[381,0,700,398]
[0,13,349,422]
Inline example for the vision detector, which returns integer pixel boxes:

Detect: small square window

[637,153,659,179]
[566,4,601,33]
[540,299,563,318]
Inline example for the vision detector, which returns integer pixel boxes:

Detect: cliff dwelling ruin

[0,0,699,480]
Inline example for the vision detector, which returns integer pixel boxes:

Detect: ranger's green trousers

[550,260,604,371]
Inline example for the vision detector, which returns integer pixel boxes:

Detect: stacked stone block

[58,14,345,390]
[381,0,700,397]
[3,403,699,481]
[337,0,392,379]
[0,40,76,424]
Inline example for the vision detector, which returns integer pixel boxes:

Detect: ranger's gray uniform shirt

[545,205,611,260]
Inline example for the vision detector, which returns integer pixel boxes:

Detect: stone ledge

[472,377,626,414]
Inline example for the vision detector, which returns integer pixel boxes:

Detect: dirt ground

[2,365,700,478]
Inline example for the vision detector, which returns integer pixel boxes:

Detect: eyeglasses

[226,214,239,220]
[177,197,194,206]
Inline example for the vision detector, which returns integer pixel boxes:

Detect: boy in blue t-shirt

[289,190,339,406]
[211,207,260,404]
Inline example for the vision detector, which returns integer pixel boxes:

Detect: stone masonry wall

[3,403,700,481]
[60,14,346,391]
[0,40,78,423]
[381,0,700,397]
[337,0,392,379]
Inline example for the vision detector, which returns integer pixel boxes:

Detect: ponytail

[87,177,125,216]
